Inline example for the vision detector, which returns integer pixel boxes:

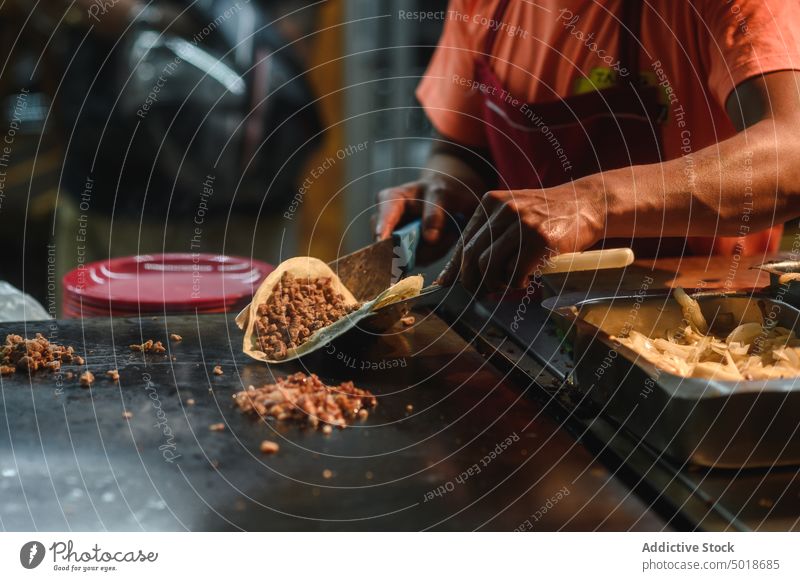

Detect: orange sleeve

[415,0,492,147]
[700,0,800,108]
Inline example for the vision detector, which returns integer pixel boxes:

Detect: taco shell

[237,256,422,364]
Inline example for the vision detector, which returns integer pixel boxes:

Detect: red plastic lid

[63,253,273,312]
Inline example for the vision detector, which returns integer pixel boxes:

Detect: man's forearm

[421,140,494,197]
[590,118,800,240]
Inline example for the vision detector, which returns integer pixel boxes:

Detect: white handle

[540,248,635,275]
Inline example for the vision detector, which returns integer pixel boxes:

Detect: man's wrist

[572,172,628,241]
[425,152,488,198]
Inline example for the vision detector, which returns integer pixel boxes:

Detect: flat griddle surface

[0,312,662,531]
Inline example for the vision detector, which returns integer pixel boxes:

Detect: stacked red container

[62,253,274,318]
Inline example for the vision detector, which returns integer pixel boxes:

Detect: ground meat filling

[254,272,359,360]
[234,372,376,430]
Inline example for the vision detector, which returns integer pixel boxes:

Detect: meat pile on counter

[254,272,359,360]
[0,333,81,375]
[234,372,376,430]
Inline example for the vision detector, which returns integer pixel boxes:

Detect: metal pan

[543,290,800,468]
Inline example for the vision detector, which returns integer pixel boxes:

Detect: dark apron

[474,0,780,257]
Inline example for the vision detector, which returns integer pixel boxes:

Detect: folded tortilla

[236,256,423,363]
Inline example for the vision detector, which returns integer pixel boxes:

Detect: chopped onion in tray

[726,322,762,345]
[616,289,800,380]
[673,287,709,334]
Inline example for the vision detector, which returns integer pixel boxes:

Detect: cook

[374,0,800,292]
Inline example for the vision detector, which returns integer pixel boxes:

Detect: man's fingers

[435,253,460,287]
[460,206,514,291]
[436,192,498,286]
[476,226,557,291]
[508,241,557,289]
[422,188,445,244]
[375,182,421,240]
[435,234,468,287]
[435,208,484,286]
[477,227,522,291]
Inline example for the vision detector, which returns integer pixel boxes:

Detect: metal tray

[753,260,800,305]
[543,290,800,468]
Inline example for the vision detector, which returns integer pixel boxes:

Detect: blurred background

[0,0,448,313]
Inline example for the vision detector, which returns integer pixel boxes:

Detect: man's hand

[373,139,494,263]
[437,184,606,291]
[374,174,478,245]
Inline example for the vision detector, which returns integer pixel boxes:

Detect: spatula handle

[540,248,634,275]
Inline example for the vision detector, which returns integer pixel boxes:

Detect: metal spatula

[389,247,636,310]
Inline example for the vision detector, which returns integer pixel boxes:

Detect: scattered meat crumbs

[122,411,133,420]
[209,422,225,432]
[322,469,333,479]
[169,333,183,341]
[212,365,224,375]
[234,372,376,431]
[186,398,196,406]
[401,315,415,326]
[79,371,95,387]
[254,272,360,360]
[106,369,120,381]
[259,440,280,454]
[130,340,166,353]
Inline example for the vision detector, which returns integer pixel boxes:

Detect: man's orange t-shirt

[417,0,800,254]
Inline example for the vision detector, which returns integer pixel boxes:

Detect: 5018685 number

[730,559,780,570]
